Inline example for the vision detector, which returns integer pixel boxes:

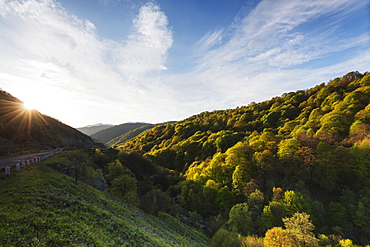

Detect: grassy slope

[0,153,209,247]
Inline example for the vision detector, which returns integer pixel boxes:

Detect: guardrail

[2,150,62,176]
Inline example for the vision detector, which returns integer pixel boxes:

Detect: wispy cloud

[180,0,369,112]
[0,0,368,127]
[191,28,224,56]
[0,0,174,126]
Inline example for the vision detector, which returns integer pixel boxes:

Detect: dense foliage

[0,90,94,156]
[112,72,370,245]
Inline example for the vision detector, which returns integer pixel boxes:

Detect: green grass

[0,152,210,246]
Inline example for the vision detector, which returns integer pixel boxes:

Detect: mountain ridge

[77,123,114,135]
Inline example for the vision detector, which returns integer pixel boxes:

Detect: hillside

[0,90,95,156]
[77,123,113,135]
[107,123,156,146]
[107,121,177,147]
[0,152,210,246]
[91,122,151,145]
[117,71,370,245]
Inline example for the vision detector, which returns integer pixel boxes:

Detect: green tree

[227,203,253,235]
[259,205,276,233]
[351,139,370,187]
[68,150,90,185]
[109,174,138,204]
[281,190,310,216]
[217,186,234,210]
[232,164,251,195]
[313,142,338,191]
[211,228,241,247]
[105,159,134,186]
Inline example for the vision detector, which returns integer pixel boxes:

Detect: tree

[283,212,318,247]
[259,205,276,234]
[211,228,241,247]
[264,227,295,247]
[109,174,138,204]
[277,138,300,179]
[139,189,171,215]
[281,190,310,216]
[105,159,133,186]
[227,203,253,235]
[232,164,251,195]
[217,186,235,210]
[68,150,90,185]
[296,146,315,181]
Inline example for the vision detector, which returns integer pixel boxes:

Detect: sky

[0,0,369,128]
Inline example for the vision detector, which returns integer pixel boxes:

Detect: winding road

[0,149,61,171]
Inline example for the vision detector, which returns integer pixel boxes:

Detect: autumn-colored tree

[264,227,295,247]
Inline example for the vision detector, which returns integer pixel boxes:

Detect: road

[0,149,61,171]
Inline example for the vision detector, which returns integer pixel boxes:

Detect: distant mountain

[77,123,113,135]
[0,90,95,155]
[107,123,155,147]
[106,121,176,147]
[91,122,151,145]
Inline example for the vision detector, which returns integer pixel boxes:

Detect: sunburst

[0,99,51,142]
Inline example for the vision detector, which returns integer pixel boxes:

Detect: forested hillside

[107,123,157,147]
[115,72,370,245]
[0,90,94,155]
[91,122,152,145]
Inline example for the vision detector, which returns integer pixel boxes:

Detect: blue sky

[0,0,369,127]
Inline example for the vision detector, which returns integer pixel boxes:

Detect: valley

[1,71,370,246]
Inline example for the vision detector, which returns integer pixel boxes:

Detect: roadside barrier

[3,150,61,176]
[5,166,10,175]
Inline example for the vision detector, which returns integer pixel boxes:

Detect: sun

[22,101,37,111]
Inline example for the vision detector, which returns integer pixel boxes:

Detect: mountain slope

[121,71,370,171]
[107,121,177,147]
[0,90,94,155]
[107,123,155,146]
[117,71,370,244]
[91,122,150,145]
[0,153,210,246]
[77,123,113,135]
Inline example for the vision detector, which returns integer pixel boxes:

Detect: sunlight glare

[22,101,37,111]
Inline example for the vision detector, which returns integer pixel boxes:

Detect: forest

[85,71,370,246]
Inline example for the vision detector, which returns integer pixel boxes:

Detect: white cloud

[191,28,224,56]
[114,2,173,81]
[0,0,368,127]
[0,0,175,127]
[180,0,369,111]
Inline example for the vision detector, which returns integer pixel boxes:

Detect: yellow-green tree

[283,212,318,247]
[264,227,295,247]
